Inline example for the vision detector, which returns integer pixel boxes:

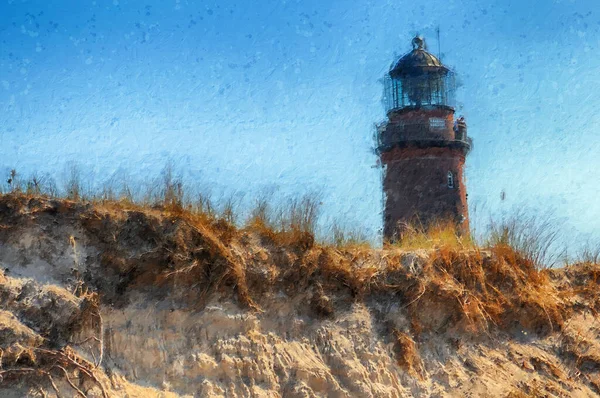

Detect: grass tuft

[390,219,473,252]
[484,208,564,269]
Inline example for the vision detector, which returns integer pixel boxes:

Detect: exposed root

[54,365,86,398]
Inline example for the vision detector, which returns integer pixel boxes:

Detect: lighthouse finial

[412,36,425,50]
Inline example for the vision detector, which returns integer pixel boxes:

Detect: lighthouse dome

[384,35,456,111]
[390,36,448,77]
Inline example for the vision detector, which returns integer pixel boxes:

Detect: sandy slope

[0,194,599,397]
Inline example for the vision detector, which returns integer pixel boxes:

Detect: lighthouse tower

[377,36,471,240]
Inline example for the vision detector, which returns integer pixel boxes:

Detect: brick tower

[377,36,471,240]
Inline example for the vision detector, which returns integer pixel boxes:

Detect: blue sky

[1,0,599,244]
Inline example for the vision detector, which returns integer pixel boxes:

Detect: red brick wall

[381,146,469,239]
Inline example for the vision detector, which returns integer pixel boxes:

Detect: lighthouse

[377,36,471,241]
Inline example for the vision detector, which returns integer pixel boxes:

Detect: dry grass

[575,239,600,265]
[484,208,565,269]
[390,219,474,251]
[0,189,574,336]
[329,221,371,249]
[0,166,593,340]
[244,193,321,249]
[1,167,341,251]
[64,163,83,201]
[405,245,566,335]
[236,232,570,336]
[2,166,587,271]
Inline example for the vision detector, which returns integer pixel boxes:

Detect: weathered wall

[381,146,468,238]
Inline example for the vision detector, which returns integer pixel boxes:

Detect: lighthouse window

[447,171,455,188]
[429,118,445,130]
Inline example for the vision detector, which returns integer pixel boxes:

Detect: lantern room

[384,36,456,112]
